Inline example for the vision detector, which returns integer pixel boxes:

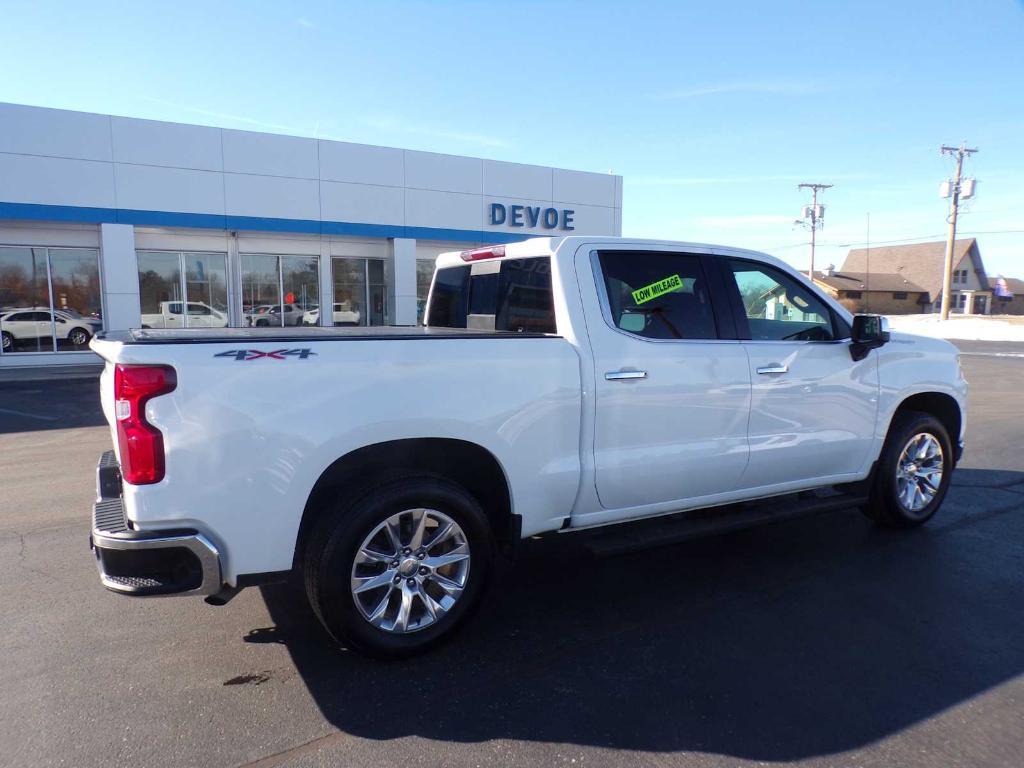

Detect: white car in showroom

[247,303,305,326]
[301,302,362,326]
[1,307,102,351]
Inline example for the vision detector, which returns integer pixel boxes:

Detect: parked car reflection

[0,307,103,352]
[140,301,228,329]
[301,302,361,326]
[246,303,306,327]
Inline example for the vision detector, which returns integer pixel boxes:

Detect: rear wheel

[864,411,952,527]
[304,475,493,658]
[68,328,91,347]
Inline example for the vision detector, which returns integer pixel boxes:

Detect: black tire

[68,328,91,347]
[1,331,12,353]
[864,410,953,528]
[304,474,493,658]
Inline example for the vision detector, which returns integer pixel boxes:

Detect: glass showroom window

[241,254,319,327]
[416,260,435,324]
[0,246,102,354]
[331,258,387,327]
[137,251,228,329]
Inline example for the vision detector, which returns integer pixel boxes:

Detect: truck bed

[98,326,556,344]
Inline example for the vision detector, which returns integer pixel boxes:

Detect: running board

[580,490,868,557]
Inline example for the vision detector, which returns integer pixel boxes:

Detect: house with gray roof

[812,267,930,314]
[827,238,995,315]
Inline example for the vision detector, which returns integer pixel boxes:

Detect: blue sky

[2,0,1022,276]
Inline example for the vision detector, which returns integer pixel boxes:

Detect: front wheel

[304,475,493,658]
[863,411,953,527]
[1,331,12,353]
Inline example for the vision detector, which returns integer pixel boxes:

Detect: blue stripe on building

[0,202,527,244]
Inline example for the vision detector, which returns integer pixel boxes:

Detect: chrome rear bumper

[89,451,222,596]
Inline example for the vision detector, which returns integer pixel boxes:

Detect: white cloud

[360,116,509,149]
[135,96,314,135]
[630,173,871,187]
[694,214,795,228]
[631,174,805,187]
[654,81,824,100]
[296,17,314,29]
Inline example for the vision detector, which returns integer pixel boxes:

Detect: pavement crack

[13,531,59,579]
[234,731,346,768]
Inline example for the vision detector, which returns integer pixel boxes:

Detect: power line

[761,229,1020,256]
[817,227,1021,250]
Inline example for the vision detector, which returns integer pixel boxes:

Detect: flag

[994,276,1013,299]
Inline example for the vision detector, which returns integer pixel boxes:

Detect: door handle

[605,370,647,381]
[756,364,788,375]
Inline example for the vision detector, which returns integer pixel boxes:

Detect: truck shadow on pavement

[257,468,1024,761]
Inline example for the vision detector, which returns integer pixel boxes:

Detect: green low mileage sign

[631,274,683,305]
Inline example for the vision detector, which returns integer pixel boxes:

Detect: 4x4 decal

[215,348,317,361]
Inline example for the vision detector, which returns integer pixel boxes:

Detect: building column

[318,238,333,327]
[389,238,417,326]
[99,223,141,331]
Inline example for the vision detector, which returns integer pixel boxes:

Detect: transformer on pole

[796,183,833,280]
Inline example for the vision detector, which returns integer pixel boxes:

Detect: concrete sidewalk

[0,363,103,383]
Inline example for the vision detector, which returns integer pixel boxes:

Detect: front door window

[729,261,836,341]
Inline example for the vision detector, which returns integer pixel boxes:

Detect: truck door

[721,258,878,488]
[165,303,184,327]
[581,247,751,512]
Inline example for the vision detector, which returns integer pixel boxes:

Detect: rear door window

[597,251,717,340]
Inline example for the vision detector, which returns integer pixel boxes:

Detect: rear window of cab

[426,257,556,333]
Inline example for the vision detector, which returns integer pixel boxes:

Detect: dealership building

[0,102,622,367]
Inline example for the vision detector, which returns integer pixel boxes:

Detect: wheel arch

[293,438,515,570]
[887,391,962,451]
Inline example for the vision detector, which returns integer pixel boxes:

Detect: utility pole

[796,183,833,279]
[938,143,978,320]
[864,212,870,314]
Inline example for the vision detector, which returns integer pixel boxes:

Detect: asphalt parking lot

[1,340,1022,768]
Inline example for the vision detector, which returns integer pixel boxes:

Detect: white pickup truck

[89,237,967,657]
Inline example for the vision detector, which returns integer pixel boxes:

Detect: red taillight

[460,245,506,261]
[114,364,177,485]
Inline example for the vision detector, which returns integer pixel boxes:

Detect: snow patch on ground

[885,314,1024,342]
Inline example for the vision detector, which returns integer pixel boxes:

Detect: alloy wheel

[350,508,470,634]
[895,432,944,515]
